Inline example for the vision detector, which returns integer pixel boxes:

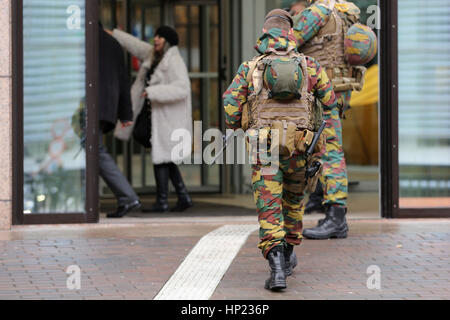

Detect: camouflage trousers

[319,91,349,207]
[252,153,307,258]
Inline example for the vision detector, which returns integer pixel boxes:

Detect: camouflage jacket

[223,28,338,130]
[293,0,336,47]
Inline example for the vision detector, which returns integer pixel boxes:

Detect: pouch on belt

[271,120,297,156]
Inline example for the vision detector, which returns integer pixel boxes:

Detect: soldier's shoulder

[314,0,335,11]
[236,60,251,71]
[305,1,334,22]
[335,1,361,15]
[304,55,321,69]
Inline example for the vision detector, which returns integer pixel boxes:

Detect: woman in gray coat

[108,26,193,212]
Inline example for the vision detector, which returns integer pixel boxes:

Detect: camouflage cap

[264,9,294,31]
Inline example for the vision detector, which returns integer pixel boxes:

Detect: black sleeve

[117,45,133,122]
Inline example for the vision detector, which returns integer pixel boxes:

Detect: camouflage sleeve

[222,62,250,130]
[293,3,332,47]
[306,57,337,111]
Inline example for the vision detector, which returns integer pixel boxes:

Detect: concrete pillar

[0,0,12,230]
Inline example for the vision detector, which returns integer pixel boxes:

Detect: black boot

[264,246,287,291]
[107,200,141,218]
[168,163,193,212]
[143,164,169,213]
[284,243,297,277]
[304,180,325,214]
[302,206,348,239]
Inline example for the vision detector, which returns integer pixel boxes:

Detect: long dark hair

[148,41,171,78]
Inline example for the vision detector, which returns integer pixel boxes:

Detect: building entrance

[99,0,223,198]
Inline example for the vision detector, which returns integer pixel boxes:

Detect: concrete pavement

[0,204,448,300]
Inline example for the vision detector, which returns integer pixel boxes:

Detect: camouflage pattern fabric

[223,28,337,130]
[223,28,339,255]
[320,90,348,207]
[252,153,307,258]
[345,23,378,66]
[292,0,331,48]
[292,1,349,207]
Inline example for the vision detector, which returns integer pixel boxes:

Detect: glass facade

[101,0,222,192]
[22,0,87,214]
[264,0,381,214]
[398,0,450,208]
[13,0,448,223]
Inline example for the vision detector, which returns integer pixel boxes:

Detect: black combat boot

[302,205,348,239]
[264,246,287,291]
[143,164,169,213]
[284,243,297,277]
[304,180,325,214]
[168,163,193,212]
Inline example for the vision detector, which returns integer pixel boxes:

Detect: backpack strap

[292,52,309,98]
[249,54,269,95]
[246,54,268,84]
[240,55,267,131]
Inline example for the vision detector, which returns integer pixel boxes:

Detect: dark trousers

[98,124,139,206]
[153,162,186,197]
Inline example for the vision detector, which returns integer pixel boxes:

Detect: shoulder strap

[248,54,270,95]
[298,54,309,98]
[246,54,268,83]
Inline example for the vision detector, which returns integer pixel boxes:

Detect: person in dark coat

[98,23,141,218]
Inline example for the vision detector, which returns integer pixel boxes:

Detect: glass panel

[131,3,143,39]
[143,6,161,42]
[100,0,113,29]
[23,0,86,214]
[209,79,219,128]
[115,1,127,30]
[132,152,143,188]
[176,26,189,66]
[190,6,200,72]
[209,6,219,73]
[207,165,220,187]
[262,0,381,214]
[155,3,220,190]
[398,0,450,208]
[191,79,202,121]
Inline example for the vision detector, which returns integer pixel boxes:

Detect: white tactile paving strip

[154,224,259,300]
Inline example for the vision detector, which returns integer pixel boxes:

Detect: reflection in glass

[23,0,86,213]
[398,0,450,208]
[173,4,221,189]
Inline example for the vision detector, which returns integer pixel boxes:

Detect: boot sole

[304,207,326,215]
[303,230,348,240]
[170,203,193,212]
[106,204,141,218]
[264,280,287,291]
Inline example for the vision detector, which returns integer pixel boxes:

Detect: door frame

[379,0,450,218]
[12,0,99,224]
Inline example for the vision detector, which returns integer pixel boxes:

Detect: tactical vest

[299,0,365,92]
[240,51,323,157]
[246,51,316,132]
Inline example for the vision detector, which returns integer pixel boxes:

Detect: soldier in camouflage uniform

[282,0,368,239]
[223,9,339,290]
